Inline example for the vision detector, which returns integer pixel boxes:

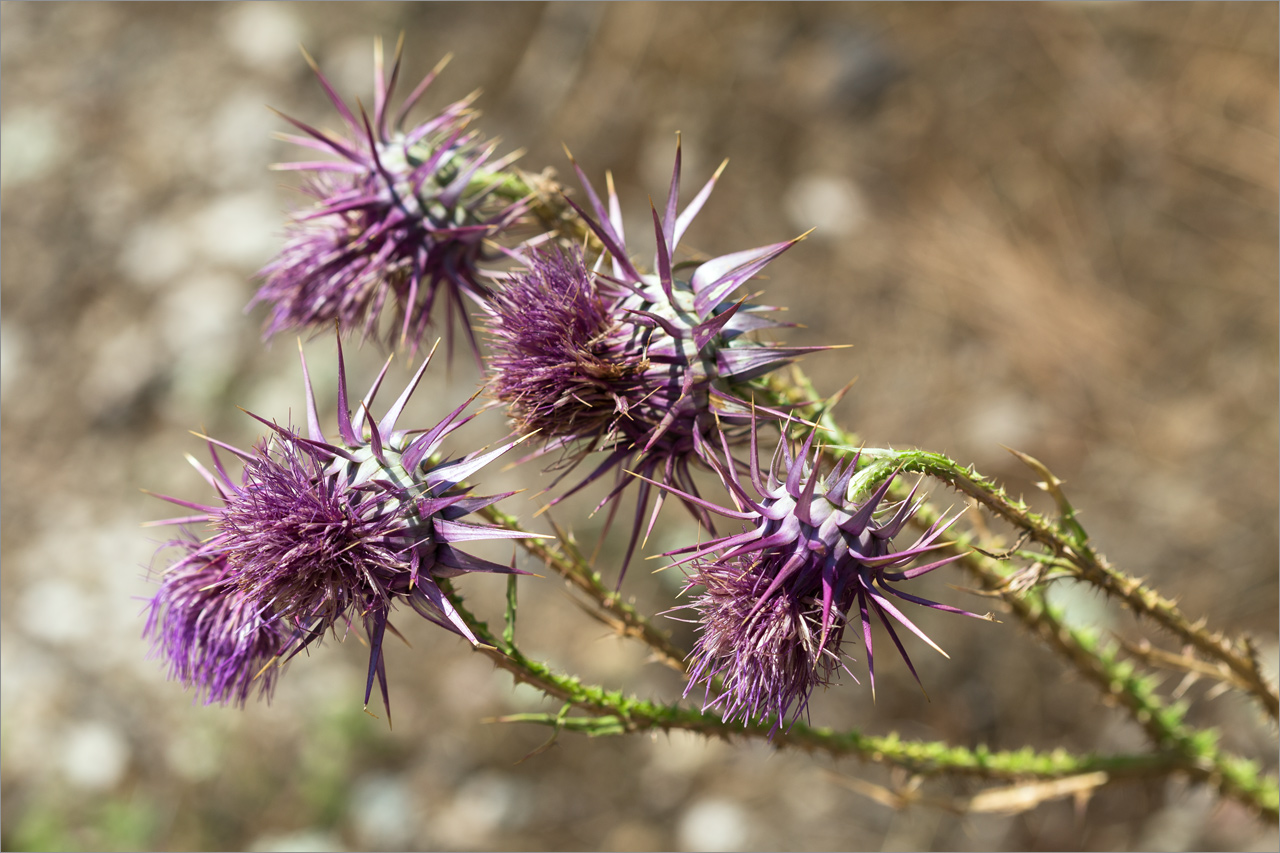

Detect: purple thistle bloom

[651,425,989,732]
[145,545,287,707]
[252,38,529,360]
[484,139,833,580]
[145,338,537,717]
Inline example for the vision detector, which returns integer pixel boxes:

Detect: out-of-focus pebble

[677,797,752,852]
[60,720,130,791]
[80,323,162,419]
[0,108,70,187]
[784,173,868,237]
[222,4,304,73]
[208,91,284,186]
[349,773,419,850]
[432,770,533,847]
[962,390,1043,452]
[1,321,28,402]
[158,270,246,353]
[18,578,96,646]
[191,192,282,268]
[165,726,223,783]
[118,219,195,291]
[646,728,727,775]
[249,829,345,853]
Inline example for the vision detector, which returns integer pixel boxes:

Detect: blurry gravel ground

[1,2,1277,851]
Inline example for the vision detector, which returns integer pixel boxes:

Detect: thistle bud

[656,425,986,732]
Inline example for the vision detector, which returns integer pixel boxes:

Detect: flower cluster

[145,340,534,716]
[252,38,528,359]
[144,41,984,730]
[484,141,831,579]
[656,427,987,732]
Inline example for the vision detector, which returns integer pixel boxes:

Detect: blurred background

[1,2,1276,850]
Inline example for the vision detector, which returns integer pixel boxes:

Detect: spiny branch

[477,502,687,673]
[442,577,1278,820]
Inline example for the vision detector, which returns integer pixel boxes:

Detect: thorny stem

[760,368,1280,723]
[441,577,1279,820]
[753,369,1278,817]
[477,503,687,673]
[890,450,1278,721]
[911,516,1277,821]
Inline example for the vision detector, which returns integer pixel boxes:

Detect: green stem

[477,503,688,673]
[938,528,1276,821]
[875,448,1277,721]
[473,169,1276,817]
[442,578,1278,819]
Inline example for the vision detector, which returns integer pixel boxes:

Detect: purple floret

[144,546,287,707]
[681,554,847,733]
[484,247,624,441]
[216,436,419,637]
[252,38,528,360]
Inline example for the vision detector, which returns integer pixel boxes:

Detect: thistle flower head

[484,139,831,579]
[658,424,987,732]
[146,338,534,716]
[252,38,528,360]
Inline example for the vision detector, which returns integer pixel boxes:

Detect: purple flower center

[216,437,419,633]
